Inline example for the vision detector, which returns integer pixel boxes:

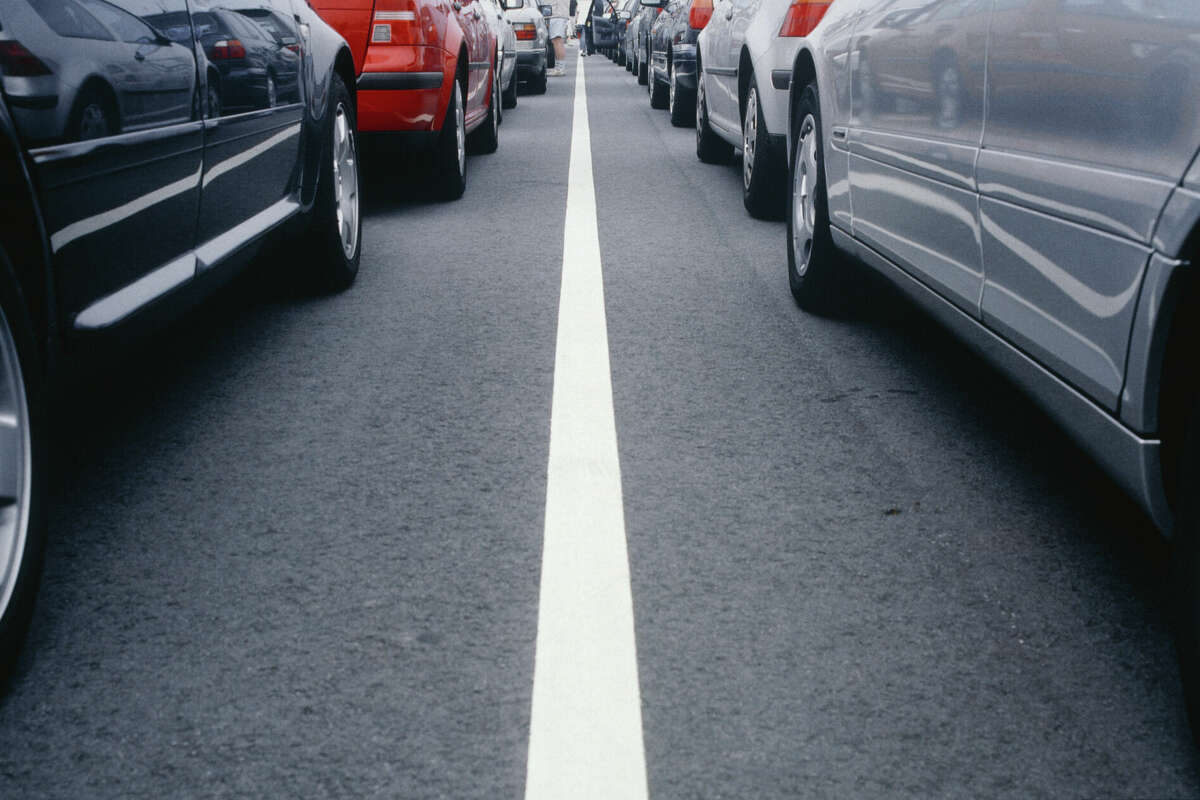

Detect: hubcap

[0,306,31,628]
[79,104,107,140]
[743,87,757,190]
[332,103,360,259]
[267,75,276,107]
[792,113,818,276]
[455,83,465,176]
[695,75,705,146]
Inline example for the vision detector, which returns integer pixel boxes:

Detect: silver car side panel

[830,224,1172,533]
[1153,186,1200,259]
[979,196,1149,410]
[1122,253,1186,436]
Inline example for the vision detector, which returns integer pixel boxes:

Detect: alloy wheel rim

[669,61,675,112]
[455,83,465,176]
[267,75,276,107]
[792,113,817,276]
[695,75,705,146]
[743,88,757,190]
[0,306,31,627]
[332,102,359,259]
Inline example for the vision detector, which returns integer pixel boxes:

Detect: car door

[192,0,304,273]
[847,0,990,316]
[458,0,491,125]
[978,0,1200,409]
[0,0,202,330]
[701,0,737,133]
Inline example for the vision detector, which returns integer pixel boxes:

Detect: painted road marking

[524,55,650,800]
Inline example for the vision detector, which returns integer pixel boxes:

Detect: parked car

[479,0,519,110]
[588,0,620,55]
[627,0,660,82]
[310,0,501,200]
[614,0,637,66]
[783,0,1200,739]
[0,0,360,678]
[695,0,801,218]
[505,0,548,93]
[643,0,699,122]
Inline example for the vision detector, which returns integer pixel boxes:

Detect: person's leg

[553,36,565,61]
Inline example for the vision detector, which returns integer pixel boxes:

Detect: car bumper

[516,50,546,74]
[751,37,801,139]
[356,44,453,133]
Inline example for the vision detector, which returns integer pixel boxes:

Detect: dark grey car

[783,0,1200,741]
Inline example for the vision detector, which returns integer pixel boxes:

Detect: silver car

[480,0,521,110]
[783,0,1200,737]
[695,0,802,218]
[504,0,549,94]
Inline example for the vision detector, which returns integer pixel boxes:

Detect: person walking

[547,0,570,76]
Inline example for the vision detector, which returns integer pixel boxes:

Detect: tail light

[688,0,712,29]
[0,41,53,76]
[371,0,425,45]
[778,0,831,37]
[513,22,537,40]
[210,39,247,59]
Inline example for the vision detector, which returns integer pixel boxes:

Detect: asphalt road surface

[2,48,1200,798]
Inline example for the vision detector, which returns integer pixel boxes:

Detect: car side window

[28,0,114,40]
[75,0,159,43]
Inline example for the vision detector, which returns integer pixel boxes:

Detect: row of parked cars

[599,0,1200,745]
[0,0,559,678]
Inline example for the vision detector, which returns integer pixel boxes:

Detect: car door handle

[134,51,146,61]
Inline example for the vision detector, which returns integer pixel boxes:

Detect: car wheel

[502,69,518,109]
[432,79,468,200]
[1174,396,1200,744]
[933,61,962,131]
[266,72,277,108]
[668,59,693,127]
[787,82,845,314]
[637,48,648,84]
[0,244,47,686]
[69,86,116,141]
[297,72,361,291]
[742,80,784,219]
[531,62,548,94]
[696,72,732,164]
[468,60,500,155]
[649,57,668,108]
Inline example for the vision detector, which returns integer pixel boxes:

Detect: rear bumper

[356,44,453,133]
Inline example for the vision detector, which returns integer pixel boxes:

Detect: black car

[0,0,360,675]
[644,0,697,125]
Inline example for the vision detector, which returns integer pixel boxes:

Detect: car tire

[649,60,668,109]
[298,72,361,291]
[547,42,555,69]
[432,79,468,201]
[695,72,733,164]
[468,60,500,155]
[502,70,518,109]
[531,63,548,94]
[668,59,693,127]
[0,243,47,687]
[742,80,785,219]
[637,48,648,84]
[787,81,846,314]
[1174,395,1200,741]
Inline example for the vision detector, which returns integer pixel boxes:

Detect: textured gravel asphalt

[0,48,1199,798]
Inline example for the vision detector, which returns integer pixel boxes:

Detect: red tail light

[688,0,712,29]
[778,0,831,37]
[371,0,425,45]
[513,22,537,40]
[210,38,246,59]
[0,41,52,76]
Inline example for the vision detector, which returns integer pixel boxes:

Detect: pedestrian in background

[547,0,570,76]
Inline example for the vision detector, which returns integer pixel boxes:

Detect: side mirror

[503,0,524,8]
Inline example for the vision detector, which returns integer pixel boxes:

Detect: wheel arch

[1157,253,1198,515]
[787,46,817,162]
[737,45,753,119]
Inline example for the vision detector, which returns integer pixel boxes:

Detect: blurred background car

[628,0,659,83]
[480,0,519,110]
[644,0,699,124]
[695,0,802,218]
[614,0,637,67]
[504,0,548,94]
[0,0,361,680]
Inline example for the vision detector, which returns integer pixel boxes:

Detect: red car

[313,0,501,198]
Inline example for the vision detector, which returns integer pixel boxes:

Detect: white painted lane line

[524,55,650,800]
